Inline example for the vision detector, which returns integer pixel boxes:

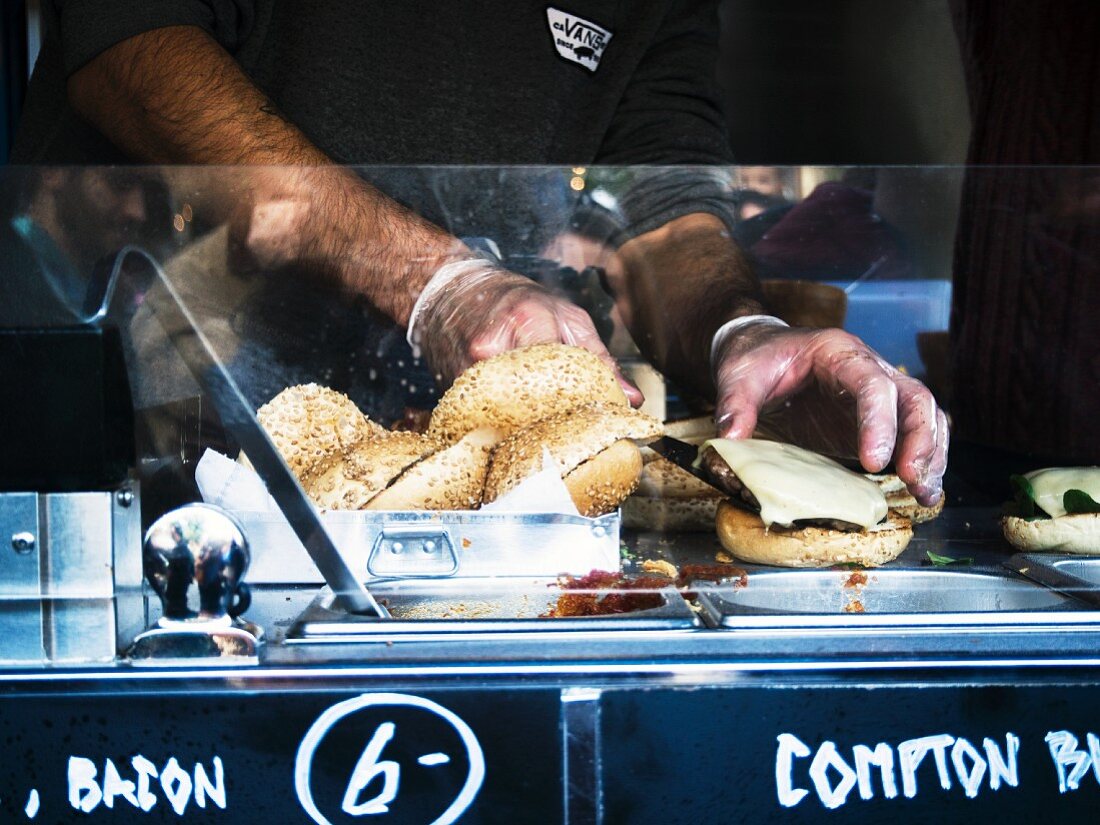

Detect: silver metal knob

[143,503,251,624]
[11,532,35,554]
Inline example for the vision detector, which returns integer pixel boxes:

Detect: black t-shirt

[14,0,738,241]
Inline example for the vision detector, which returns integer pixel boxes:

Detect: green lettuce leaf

[1008,474,1040,519]
[926,551,973,566]
[1064,489,1100,515]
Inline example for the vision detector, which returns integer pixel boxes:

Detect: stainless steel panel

[41,492,113,597]
[0,487,143,663]
[0,602,43,662]
[112,485,145,649]
[44,598,116,662]
[0,493,41,596]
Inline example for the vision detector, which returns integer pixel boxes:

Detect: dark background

[0,0,971,165]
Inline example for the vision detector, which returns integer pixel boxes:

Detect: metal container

[0,486,143,663]
[240,510,622,584]
[694,569,1085,628]
[287,576,698,639]
[1008,554,1100,608]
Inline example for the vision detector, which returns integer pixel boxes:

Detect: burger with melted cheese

[700,438,913,567]
[1002,467,1100,554]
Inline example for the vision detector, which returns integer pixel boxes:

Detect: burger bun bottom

[1002,514,1100,554]
[715,500,913,568]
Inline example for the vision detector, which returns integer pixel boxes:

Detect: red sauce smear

[843,571,868,588]
[543,570,669,617]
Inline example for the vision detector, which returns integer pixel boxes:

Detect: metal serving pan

[285,576,699,639]
[1007,554,1100,609]
[693,569,1087,628]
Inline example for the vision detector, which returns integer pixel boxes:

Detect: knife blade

[647,436,718,488]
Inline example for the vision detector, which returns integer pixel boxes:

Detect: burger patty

[700,446,761,510]
[699,445,865,533]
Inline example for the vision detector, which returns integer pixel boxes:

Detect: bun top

[256,383,384,478]
[427,344,629,444]
[484,402,662,502]
[368,427,500,511]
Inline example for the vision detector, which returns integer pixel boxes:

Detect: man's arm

[67,25,463,324]
[611,212,763,398]
[67,24,639,398]
[612,211,948,505]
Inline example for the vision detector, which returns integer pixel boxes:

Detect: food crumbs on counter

[620,542,635,562]
[843,601,865,613]
[715,550,735,564]
[462,538,472,549]
[394,600,500,620]
[843,571,868,588]
[641,559,678,579]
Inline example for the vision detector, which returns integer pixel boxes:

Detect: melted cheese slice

[701,439,888,529]
[1025,467,1100,519]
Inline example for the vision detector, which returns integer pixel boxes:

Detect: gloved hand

[712,317,948,505]
[408,259,643,404]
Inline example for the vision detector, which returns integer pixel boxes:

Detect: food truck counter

[1,164,1098,822]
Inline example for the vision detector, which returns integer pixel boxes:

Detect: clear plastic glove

[712,317,948,505]
[408,259,643,404]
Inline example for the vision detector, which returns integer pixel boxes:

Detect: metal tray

[285,577,699,639]
[693,569,1086,628]
[1007,554,1100,609]
[241,510,621,584]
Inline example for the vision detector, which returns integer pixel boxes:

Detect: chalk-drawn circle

[294,692,485,825]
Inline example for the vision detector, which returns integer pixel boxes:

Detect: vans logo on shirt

[546,7,613,72]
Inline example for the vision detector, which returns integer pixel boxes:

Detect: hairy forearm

[614,213,764,398]
[68,25,464,323]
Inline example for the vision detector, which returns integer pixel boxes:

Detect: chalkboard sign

[0,688,562,823]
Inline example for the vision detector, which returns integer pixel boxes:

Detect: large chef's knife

[101,247,388,617]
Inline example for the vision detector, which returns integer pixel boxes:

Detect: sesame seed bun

[427,344,629,444]
[306,432,438,510]
[367,427,501,511]
[1002,514,1100,554]
[250,384,384,478]
[483,403,663,516]
[562,439,645,518]
[715,500,913,568]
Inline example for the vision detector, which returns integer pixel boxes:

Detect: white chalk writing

[776,732,1019,808]
[67,755,226,815]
